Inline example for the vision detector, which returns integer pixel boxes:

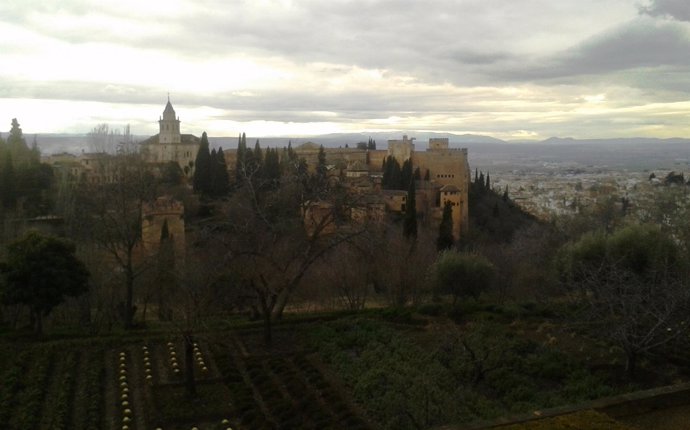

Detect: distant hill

[538,136,690,145]
[28,133,690,173]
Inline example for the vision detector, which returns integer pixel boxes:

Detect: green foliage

[0,119,53,214]
[403,178,417,239]
[556,224,683,286]
[437,200,454,250]
[381,156,402,190]
[235,132,247,184]
[210,147,230,196]
[160,161,183,186]
[432,251,494,304]
[556,224,689,377]
[0,232,89,333]
[310,318,617,429]
[193,131,212,194]
[0,151,16,209]
[468,175,538,244]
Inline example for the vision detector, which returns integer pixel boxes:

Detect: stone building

[372,136,470,239]
[141,196,185,267]
[140,99,200,176]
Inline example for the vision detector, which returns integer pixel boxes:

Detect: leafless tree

[210,161,368,344]
[74,152,156,329]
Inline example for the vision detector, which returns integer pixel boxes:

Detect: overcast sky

[1,0,689,140]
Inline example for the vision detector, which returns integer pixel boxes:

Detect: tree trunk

[625,351,637,379]
[125,263,135,329]
[263,311,272,346]
[184,334,197,397]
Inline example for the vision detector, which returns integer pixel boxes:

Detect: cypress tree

[235,133,246,184]
[213,147,229,196]
[437,201,454,251]
[403,179,417,239]
[401,159,413,190]
[0,151,16,209]
[485,173,491,191]
[383,156,402,190]
[263,147,281,187]
[193,132,211,194]
[316,145,328,184]
[254,140,263,168]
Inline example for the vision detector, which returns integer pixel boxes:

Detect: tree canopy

[432,251,494,305]
[0,232,89,334]
[556,224,690,378]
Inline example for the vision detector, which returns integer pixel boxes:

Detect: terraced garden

[0,327,373,430]
[2,306,688,429]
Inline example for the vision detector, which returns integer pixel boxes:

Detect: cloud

[493,18,690,86]
[639,0,690,21]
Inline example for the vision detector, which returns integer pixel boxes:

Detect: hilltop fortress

[46,100,471,240]
[143,100,470,239]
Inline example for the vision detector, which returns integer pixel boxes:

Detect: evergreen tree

[263,147,281,187]
[485,172,491,191]
[474,168,479,183]
[401,159,413,190]
[478,171,485,191]
[403,179,418,239]
[437,201,454,251]
[414,167,421,181]
[7,118,35,166]
[214,147,229,196]
[193,131,211,194]
[156,219,176,321]
[424,169,430,181]
[382,156,402,190]
[1,232,89,334]
[0,151,16,209]
[236,132,247,184]
[316,145,327,177]
[502,186,509,202]
[235,133,244,182]
[254,139,263,168]
[287,140,297,162]
[367,137,376,150]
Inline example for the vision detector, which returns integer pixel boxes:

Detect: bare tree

[74,152,156,329]
[211,159,367,344]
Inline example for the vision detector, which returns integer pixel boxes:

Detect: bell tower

[159,95,181,144]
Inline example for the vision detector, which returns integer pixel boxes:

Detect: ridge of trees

[468,169,538,244]
[0,119,53,215]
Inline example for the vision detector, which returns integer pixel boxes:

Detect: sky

[1,0,689,140]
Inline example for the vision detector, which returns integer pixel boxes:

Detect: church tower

[159,97,181,144]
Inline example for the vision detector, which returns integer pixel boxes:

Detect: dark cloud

[639,0,690,21]
[492,19,690,85]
